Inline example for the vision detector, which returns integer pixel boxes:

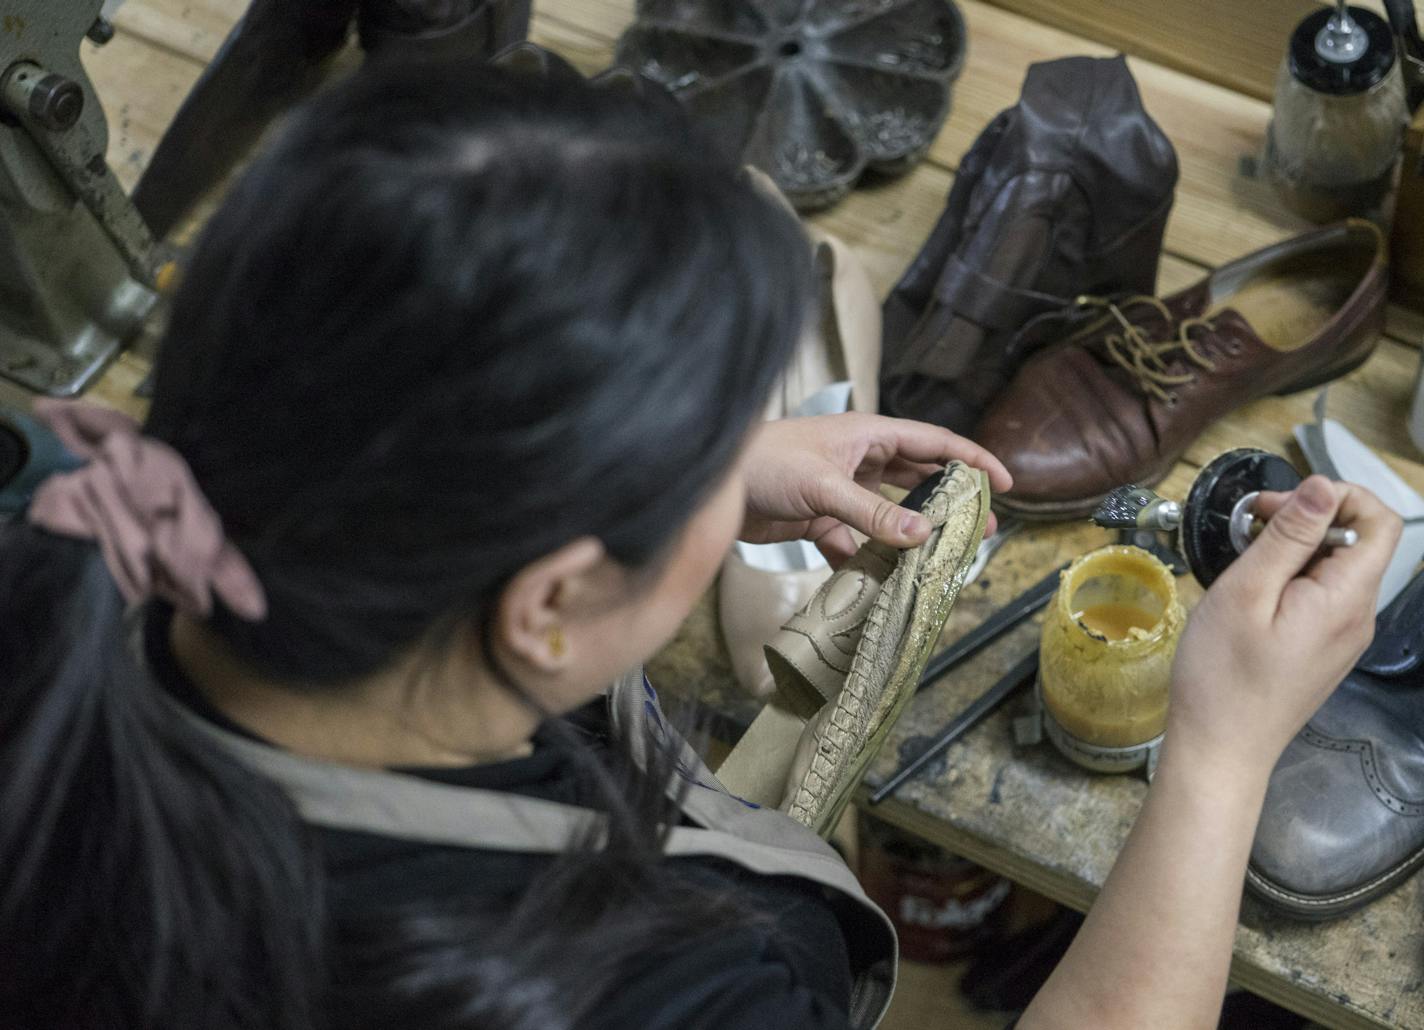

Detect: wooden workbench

[70,0,1424,1026]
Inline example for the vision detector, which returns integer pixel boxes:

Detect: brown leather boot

[976,220,1388,520]
[879,55,1177,434]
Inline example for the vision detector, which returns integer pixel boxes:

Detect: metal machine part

[1181,448,1303,587]
[0,0,159,396]
[1264,3,1406,223]
[1227,489,1359,554]
[1094,449,1358,587]
[1090,483,1183,534]
[1316,0,1368,65]
[615,0,967,210]
[1228,491,1272,555]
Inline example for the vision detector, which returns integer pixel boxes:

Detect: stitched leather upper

[977,221,1388,510]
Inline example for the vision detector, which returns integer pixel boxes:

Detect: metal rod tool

[870,649,1040,804]
[916,566,1064,692]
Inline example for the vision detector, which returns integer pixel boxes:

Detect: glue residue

[1040,545,1185,749]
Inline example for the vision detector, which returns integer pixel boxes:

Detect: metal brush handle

[1317,0,1367,63]
[1227,492,1359,554]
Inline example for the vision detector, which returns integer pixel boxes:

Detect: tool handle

[1245,516,1358,548]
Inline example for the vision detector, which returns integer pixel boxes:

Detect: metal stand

[0,0,158,396]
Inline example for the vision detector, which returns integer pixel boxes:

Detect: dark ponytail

[1,58,809,1030]
[0,525,321,1028]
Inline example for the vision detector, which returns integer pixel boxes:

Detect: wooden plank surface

[81,31,205,192]
[978,0,1320,103]
[110,0,234,63]
[928,2,1316,272]
[850,477,1423,1030]
[981,1,1424,106]
[65,1,1424,1026]
[97,0,1424,346]
[467,0,1307,271]
[657,467,1424,1029]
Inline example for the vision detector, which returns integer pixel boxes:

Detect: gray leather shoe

[1248,571,1424,920]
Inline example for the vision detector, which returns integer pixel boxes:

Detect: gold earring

[547,626,566,659]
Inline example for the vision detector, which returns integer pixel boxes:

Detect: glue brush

[1091,484,1357,549]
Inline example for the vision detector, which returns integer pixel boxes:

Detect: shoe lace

[1073,295,1218,405]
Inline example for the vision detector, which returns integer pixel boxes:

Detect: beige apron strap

[708,702,806,806]
[174,690,865,899]
[174,700,601,852]
[171,681,897,1030]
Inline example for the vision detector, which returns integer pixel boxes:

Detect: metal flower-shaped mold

[616,0,967,210]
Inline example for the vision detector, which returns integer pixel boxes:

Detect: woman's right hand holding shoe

[1167,476,1402,780]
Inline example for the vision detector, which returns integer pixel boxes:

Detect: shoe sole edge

[1244,844,1424,921]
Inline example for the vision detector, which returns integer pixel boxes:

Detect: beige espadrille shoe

[716,462,990,836]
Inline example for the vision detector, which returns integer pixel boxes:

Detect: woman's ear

[492,537,608,674]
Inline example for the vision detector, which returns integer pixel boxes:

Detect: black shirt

[145,612,856,1029]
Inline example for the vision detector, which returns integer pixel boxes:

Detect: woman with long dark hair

[0,58,1400,1030]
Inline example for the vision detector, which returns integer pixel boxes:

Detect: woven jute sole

[783,462,991,836]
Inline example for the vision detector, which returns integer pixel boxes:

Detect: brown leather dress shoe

[976,220,1387,520]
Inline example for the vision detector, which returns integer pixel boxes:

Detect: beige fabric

[764,541,898,713]
[169,684,848,875]
[765,226,881,420]
[717,554,828,699]
[715,540,895,804]
[808,229,881,414]
[711,697,812,808]
[740,164,880,416]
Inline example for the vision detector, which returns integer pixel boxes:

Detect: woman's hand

[1167,476,1401,782]
[1021,477,1399,1030]
[738,413,1012,565]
